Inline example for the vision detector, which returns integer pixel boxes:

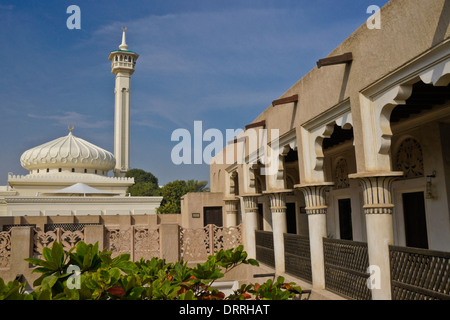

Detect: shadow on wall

[432,0,450,47]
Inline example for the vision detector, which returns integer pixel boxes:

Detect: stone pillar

[10,227,33,277]
[84,225,105,249]
[349,172,402,300]
[241,195,260,259]
[295,182,333,290]
[266,191,289,274]
[224,198,240,227]
[159,224,180,263]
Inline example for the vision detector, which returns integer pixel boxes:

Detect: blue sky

[0,0,390,186]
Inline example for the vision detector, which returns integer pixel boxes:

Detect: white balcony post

[241,195,260,259]
[349,172,402,300]
[266,191,290,274]
[295,182,333,290]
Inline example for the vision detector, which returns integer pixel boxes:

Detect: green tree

[125,169,160,196]
[157,180,209,214]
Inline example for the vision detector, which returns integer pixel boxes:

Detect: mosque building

[0,28,162,217]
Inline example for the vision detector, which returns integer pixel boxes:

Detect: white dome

[20,132,116,173]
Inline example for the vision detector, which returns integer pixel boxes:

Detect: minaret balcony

[111,61,136,73]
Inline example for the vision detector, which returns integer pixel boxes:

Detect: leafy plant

[0,278,32,300]
[0,241,301,300]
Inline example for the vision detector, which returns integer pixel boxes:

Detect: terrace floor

[223,262,347,300]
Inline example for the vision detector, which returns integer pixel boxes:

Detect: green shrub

[0,241,301,300]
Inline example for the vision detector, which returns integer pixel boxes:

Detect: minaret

[108,27,139,177]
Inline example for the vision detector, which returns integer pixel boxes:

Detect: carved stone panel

[395,138,424,179]
[334,158,350,189]
[0,231,11,268]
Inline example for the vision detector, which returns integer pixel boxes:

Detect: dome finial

[119,26,128,50]
[68,125,74,134]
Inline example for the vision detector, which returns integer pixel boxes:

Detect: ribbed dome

[20,132,116,172]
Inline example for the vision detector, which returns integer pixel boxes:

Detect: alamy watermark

[367,265,381,290]
[64,5,379,32]
[367,5,381,30]
[67,5,81,30]
[171,121,280,175]
[67,265,81,289]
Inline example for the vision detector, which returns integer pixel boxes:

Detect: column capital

[349,171,403,214]
[294,182,334,214]
[224,198,240,214]
[264,190,292,213]
[241,194,261,213]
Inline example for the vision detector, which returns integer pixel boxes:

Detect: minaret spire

[119,26,128,50]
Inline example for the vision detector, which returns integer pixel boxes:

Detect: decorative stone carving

[33,228,85,258]
[134,227,160,261]
[0,231,11,268]
[105,226,160,261]
[214,225,242,252]
[334,158,350,189]
[296,183,334,214]
[179,226,210,261]
[419,58,450,87]
[242,195,259,214]
[395,138,424,178]
[61,230,85,251]
[349,173,403,214]
[179,224,242,261]
[267,192,288,213]
[224,199,239,214]
[375,84,414,155]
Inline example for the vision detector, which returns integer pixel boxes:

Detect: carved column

[241,195,260,259]
[349,172,402,300]
[224,198,240,227]
[295,182,333,290]
[266,191,290,274]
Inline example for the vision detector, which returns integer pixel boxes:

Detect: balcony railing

[284,233,312,283]
[323,238,372,300]
[255,230,275,268]
[390,245,450,300]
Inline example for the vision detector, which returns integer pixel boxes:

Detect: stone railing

[390,245,450,300]
[0,222,244,287]
[284,233,312,283]
[105,225,160,261]
[323,238,372,300]
[33,228,85,259]
[8,173,134,182]
[0,226,104,286]
[179,224,242,262]
[255,230,275,268]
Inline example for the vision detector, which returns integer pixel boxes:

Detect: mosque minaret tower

[108,27,139,177]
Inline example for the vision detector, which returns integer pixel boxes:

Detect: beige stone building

[181,0,450,300]
[0,0,448,301]
[0,28,162,218]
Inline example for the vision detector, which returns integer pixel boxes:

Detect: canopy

[47,183,119,196]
